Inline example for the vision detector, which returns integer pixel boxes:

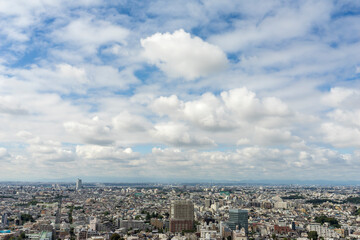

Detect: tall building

[205,199,212,209]
[1,213,8,227]
[55,196,62,225]
[76,178,82,191]
[169,200,194,232]
[227,209,248,234]
[89,216,99,231]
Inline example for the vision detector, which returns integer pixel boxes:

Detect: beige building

[170,200,194,233]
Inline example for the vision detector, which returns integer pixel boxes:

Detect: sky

[0,0,360,183]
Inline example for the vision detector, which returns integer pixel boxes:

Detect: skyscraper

[227,209,248,234]
[1,213,8,227]
[55,195,62,225]
[169,200,194,232]
[76,178,82,191]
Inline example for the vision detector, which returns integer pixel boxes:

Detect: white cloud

[64,116,114,145]
[52,17,129,55]
[76,145,139,161]
[150,122,215,147]
[209,1,331,52]
[112,111,150,132]
[321,122,360,148]
[141,29,228,80]
[322,87,360,108]
[0,147,8,159]
[320,87,360,148]
[151,87,292,130]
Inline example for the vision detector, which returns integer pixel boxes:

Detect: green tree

[308,231,318,240]
[110,233,120,240]
[21,214,34,223]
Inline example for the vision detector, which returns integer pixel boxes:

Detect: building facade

[76,179,82,191]
[169,200,194,233]
[227,209,248,234]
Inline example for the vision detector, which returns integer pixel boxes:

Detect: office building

[227,209,248,234]
[76,179,82,191]
[169,200,194,232]
[1,213,8,227]
[205,199,212,209]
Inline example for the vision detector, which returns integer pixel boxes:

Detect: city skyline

[1,1,360,182]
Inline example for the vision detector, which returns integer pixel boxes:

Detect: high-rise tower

[76,178,82,191]
[227,209,248,234]
[169,200,194,232]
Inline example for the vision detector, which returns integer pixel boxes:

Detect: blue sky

[0,0,360,182]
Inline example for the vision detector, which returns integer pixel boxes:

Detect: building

[1,213,8,227]
[227,209,248,235]
[307,223,340,238]
[119,219,147,231]
[150,218,164,230]
[89,217,99,231]
[169,200,194,233]
[232,227,247,240]
[27,232,52,240]
[76,179,82,191]
[76,229,87,240]
[205,199,212,209]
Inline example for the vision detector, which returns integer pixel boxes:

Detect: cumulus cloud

[64,112,153,146]
[0,97,29,115]
[112,111,150,132]
[64,116,114,145]
[76,145,139,161]
[0,147,9,159]
[151,87,292,130]
[18,134,76,164]
[141,29,228,80]
[322,87,360,108]
[145,145,354,180]
[209,1,331,52]
[150,122,215,147]
[321,87,360,148]
[52,17,129,55]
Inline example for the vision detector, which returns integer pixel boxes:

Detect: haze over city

[1,0,360,183]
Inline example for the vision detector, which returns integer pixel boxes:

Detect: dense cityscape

[1,180,360,240]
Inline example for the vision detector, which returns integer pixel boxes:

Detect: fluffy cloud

[149,87,300,147]
[64,116,114,145]
[151,122,215,147]
[151,87,292,130]
[16,132,75,164]
[321,87,360,148]
[322,87,360,108]
[209,1,331,52]
[141,29,228,80]
[321,122,360,148]
[52,17,129,55]
[145,145,355,181]
[64,112,152,145]
[76,145,139,162]
[0,147,9,159]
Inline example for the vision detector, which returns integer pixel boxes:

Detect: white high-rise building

[76,178,82,191]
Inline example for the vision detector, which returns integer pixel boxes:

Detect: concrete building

[76,179,82,191]
[227,209,248,235]
[169,200,194,233]
[307,223,340,238]
[1,213,8,227]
